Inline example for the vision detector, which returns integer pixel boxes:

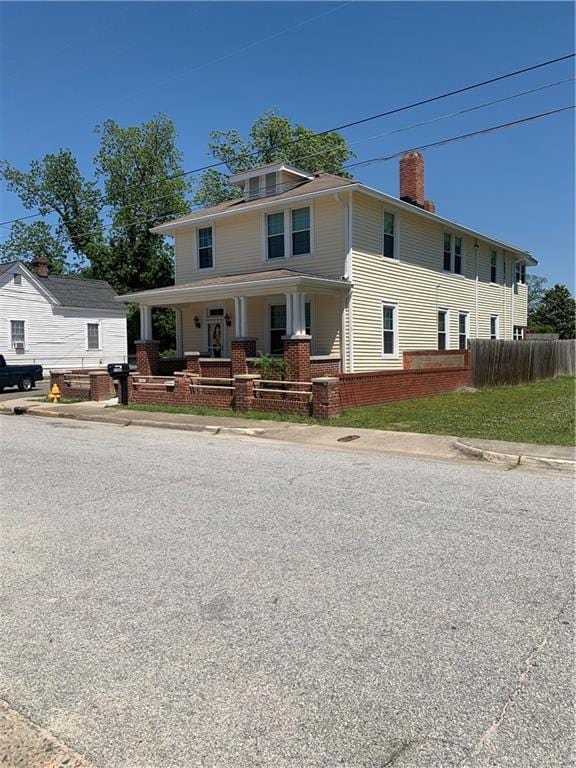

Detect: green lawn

[120,376,575,446]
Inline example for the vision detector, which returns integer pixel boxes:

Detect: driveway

[0,417,573,768]
[0,378,49,401]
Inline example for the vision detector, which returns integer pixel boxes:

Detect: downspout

[474,240,479,338]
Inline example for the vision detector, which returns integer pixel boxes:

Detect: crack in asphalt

[457,592,574,766]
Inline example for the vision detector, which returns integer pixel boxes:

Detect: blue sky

[1,1,574,286]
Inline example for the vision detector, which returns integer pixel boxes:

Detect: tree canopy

[529,283,576,339]
[194,111,354,207]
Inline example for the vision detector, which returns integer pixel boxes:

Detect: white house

[0,258,127,370]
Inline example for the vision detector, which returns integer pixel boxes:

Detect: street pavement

[0,416,573,768]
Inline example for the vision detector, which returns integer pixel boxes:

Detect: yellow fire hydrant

[48,383,61,403]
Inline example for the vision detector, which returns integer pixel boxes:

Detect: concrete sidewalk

[2,396,574,472]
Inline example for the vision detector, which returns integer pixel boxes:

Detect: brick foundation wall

[135,340,160,376]
[310,358,341,377]
[50,369,114,401]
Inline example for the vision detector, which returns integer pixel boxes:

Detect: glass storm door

[207,320,224,357]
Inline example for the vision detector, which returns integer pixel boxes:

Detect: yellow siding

[349,191,528,371]
[175,195,346,284]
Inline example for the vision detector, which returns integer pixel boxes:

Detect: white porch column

[285,292,293,336]
[174,308,183,357]
[234,296,248,337]
[292,292,307,336]
[140,304,153,340]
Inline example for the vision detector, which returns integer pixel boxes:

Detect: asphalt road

[0,378,49,401]
[0,416,573,768]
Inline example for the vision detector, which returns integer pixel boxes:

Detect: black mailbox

[107,363,130,405]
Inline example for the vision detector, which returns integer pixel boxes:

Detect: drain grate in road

[337,434,360,443]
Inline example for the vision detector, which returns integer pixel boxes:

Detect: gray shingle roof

[1,261,124,310]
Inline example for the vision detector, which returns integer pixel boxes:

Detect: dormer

[229,162,314,202]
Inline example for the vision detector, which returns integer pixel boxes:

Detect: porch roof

[116,269,351,306]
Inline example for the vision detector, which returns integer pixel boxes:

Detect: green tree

[194,111,354,207]
[526,274,548,319]
[0,221,67,274]
[530,283,576,339]
[0,149,107,268]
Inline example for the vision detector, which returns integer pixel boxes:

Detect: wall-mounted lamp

[194,315,201,329]
[224,313,232,327]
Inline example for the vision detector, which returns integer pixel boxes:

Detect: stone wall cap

[234,374,262,380]
[311,376,340,383]
[184,350,201,357]
[281,334,312,341]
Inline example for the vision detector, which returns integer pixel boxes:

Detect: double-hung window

[87,323,100,350]
[198,227,213,269]
[513,325,524,341]
[490,315,499,340]
[291,207,311,256]
[515,263,526,284]
[458,312,469,350]
[10,320,25,349]
[267,212,285,259]
[438,310,448,350]
[383,211,396,259]
[444,233,463,274]
[382,303,398,357]
[490,250,498,283]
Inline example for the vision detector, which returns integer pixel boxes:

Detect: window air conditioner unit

[13,341,24,350]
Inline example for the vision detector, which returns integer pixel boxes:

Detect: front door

[207,319,224,357]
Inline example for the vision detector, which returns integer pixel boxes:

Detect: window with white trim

[87,323,100,350]
[267,212,285,259]
[458,312,469,350]
[291,207,311,256]
[248,176,260,200]
[10,320,25,348]
[269,302,310,354]
[515,262,526,284]
[513,325,524,340]
[265,173,277,196]
[490,315,499,340]
[443,233,464,274]
[382,303,398,357]
[198,227,213,269]
[383,211,396,259]
[490,250,498,283]
[438,310,448,350]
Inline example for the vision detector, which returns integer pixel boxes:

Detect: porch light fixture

[224,313,232,327]
[194,315,201,329]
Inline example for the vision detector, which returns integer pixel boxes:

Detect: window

[513,325,524,341]
[291,207,311,256]
[438,310,448,350]
[382,303,398,357]
[10,320,25,348]
[266,212,285,259]
[248,176,260,200]
[269,302,310,354]
[13,273,22,285]
[87,323,100,350]
[265,173,277,196]
[458,312,468,350]
[383,211,396,259]
[490,250,498,283]
[515,263,526,284]
[490,315,499,340]
[443,233,452,271]
[454,237,463,275]
[198,227,213,269]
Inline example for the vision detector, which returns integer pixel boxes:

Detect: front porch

[121,269,350,381]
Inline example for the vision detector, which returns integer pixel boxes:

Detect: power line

[1,52,573,229]
[343,105,575,171]
[2,104,572,249]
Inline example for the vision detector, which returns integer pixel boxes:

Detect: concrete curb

[453,439,574,472]
[24,407,265,437]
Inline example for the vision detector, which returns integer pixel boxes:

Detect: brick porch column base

[135,340,160,376]
[234,374,260,411]
[89,371,114,401]
[312,377,341,419]
[282,335,311,383]
[231,338,257,376]
[184,351,201,374]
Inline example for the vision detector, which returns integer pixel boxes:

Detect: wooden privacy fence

[470,339,576,387]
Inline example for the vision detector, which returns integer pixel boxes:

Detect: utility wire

[0,52,573,229]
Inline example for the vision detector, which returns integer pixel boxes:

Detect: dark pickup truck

[0,355,43,392]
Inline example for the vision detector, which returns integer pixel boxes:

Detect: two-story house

[118,152,535,374]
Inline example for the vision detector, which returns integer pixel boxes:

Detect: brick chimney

[399,151,435,213]
[32,256,49,278]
